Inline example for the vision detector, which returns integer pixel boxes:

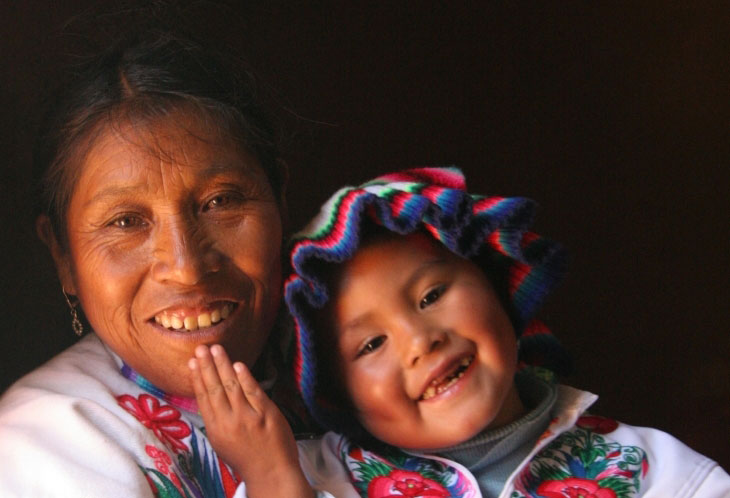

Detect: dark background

[1,1,728,468]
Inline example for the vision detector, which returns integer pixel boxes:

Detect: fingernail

[233,362,243,373]
[210,344,223,356]
[188,358,197,370]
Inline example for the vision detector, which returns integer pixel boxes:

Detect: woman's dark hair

[35,30,281,247]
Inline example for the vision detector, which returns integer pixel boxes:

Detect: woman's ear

[36,214,76,295]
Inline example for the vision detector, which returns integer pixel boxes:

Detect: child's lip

[417,353,475,401]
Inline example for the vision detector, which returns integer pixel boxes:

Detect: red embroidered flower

[537,477,617,498]
[576,415,619,434]
[117,394,191,453]
[144,444,185,494]
[146,444,172,473]
[368,469,449,497]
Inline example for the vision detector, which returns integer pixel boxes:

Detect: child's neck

[486,384,526,431]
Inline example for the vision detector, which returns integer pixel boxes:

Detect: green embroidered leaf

[352,458,393,482]
[529,461,571,482]
[585,456,610,479]
[598,476,638,498]
[143,467,185,498]
[581,448,602,467]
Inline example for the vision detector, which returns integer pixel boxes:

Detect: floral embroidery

[144,445,184,494]
[369,469,450,497]
[513,416,648,498]
[577,416,619,435]
[341,440,477,497]
[117,394,191,453]
[141,429,240,498]
[537,477,617,497]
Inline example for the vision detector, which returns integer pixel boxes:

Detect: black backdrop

[1,1,728,468]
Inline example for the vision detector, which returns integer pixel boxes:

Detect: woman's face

[54,113,283,396]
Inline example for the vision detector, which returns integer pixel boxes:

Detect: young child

[189,167,729,497]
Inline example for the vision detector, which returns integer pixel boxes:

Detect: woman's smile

[152,301,236,331]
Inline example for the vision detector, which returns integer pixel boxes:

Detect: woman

[0,32,314,497]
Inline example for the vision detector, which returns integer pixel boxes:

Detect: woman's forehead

[75,116,267,195]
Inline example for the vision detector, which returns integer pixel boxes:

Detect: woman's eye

[357,336,386,357]
[203,193,240,212]
[110,215,145,229]
[419,285,446,309]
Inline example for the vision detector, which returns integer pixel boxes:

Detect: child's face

[329,232,523,449]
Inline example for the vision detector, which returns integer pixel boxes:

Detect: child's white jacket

[297,385,730,497]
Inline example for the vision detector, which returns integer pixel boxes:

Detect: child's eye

[357,336,386,357]
[419,285,446,309]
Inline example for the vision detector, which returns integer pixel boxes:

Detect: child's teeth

[154,315,161,324]
[221,304,231,319]
[211,309,221,323]
[171,316,183,329]
[420,356,473,400]
[161,315,171,328]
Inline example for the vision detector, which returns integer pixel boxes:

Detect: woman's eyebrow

[83,184,147,208]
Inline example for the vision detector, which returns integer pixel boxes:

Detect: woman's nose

[150,219,221,285]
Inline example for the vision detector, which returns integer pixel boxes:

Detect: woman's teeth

[420,356,473,401]
[154,304,233,331]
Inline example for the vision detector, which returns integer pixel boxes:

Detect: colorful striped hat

[285,167,569,434]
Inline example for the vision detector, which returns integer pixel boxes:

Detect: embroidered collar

[120,362,200,414]
[116,351,278,415]
[101,332,279,415]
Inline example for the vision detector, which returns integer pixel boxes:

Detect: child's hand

[189,344,313,498]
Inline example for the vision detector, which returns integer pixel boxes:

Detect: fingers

[210,344,248,408]
[189,344,243,414]
[189,354,214,418]
[232,360,268,413]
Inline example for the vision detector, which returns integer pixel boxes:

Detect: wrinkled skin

[39,112,283,397]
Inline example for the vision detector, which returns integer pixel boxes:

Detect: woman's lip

[148,298,238,318]
[417,354,475,402]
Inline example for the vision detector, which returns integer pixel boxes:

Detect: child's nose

[400,320,446,367]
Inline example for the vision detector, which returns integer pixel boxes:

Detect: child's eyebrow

[403,258,449,290]
[338,257,449,334]
[339,311,375,336]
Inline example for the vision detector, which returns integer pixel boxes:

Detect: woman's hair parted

[34,29,282,249]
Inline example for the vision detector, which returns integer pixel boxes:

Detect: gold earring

[62,287,84,337]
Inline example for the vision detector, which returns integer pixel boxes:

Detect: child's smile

[418,354,474,401]
[329,232,525,450]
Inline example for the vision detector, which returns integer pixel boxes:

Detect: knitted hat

[285,167,569,435]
